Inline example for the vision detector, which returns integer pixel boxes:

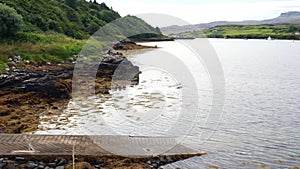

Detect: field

[0,33,85,71]
[175,25,300,40]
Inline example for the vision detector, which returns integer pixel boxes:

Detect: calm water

[37,39,300,168]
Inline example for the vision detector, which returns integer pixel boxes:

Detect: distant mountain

[161,11,300,34]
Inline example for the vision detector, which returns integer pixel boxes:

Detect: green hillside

[0,0,163,71]
[0,0,162,39]
[0,0,121,39]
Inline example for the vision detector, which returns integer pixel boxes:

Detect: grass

[0,33,86,72]
[175,25,300,40]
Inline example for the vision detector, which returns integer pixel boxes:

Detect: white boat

[267,36,272,40]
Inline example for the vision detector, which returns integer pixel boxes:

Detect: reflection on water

[37,39,300,168]
[165,39,300,168]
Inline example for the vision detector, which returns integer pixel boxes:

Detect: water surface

[37,39,300,168]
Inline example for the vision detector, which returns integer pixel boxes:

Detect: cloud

[102,0,300,25]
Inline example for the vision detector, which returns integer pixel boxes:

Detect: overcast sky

[99,0,300,25]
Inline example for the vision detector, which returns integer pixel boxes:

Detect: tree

[0,3,23,37]
[66,0,78,9]
[288,26,299,33]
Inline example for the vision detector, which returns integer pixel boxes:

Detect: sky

[99,0,300,26]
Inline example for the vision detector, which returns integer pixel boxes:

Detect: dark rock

[150,157,160,164]
[96,159,104,165]
[107,49,123,56]
[55,158,67,166]
[39,162,46,166]
[0,66,73,99]
[0,48,140,122]
[52,106,58,110]
[158,157,167,165]
[112,41,136,50]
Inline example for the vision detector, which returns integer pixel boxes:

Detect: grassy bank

[175,25,300,40]
[0,33,85,71]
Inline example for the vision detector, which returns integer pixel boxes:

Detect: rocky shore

[0,42,141,134]
[0,154,205,169]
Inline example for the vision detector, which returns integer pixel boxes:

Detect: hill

[0,0,162,39]
[161,11,300,34]
[0,0,163,71]
[0,0,120,39]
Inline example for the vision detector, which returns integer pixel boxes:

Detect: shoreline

[173,37,300,41]
[209,37,300,41]
[0,41,206,167]
[0,42,144,134]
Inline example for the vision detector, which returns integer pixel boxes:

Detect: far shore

[171,37,300,41]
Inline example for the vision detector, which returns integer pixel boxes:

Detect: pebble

[48,162,56,167]
[27,162,38,169]
[94,165,100,168]
[55,157,67,166]
[150,163,158,168]
[15,157,26,162]
[55,166,64,169]
[39,161,46,166]
[146,156,175,168]
[97,159,104,165]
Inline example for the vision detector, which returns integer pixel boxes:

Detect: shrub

[0,3,23,37]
